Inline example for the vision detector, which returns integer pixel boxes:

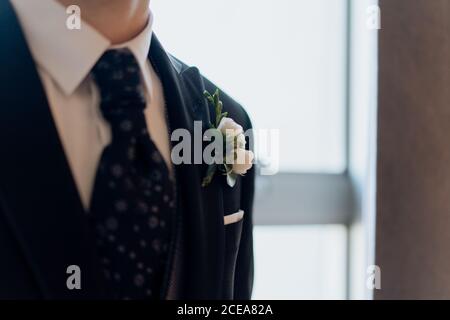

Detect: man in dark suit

[0,0,254,299]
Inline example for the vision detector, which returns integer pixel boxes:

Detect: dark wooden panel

[376,0,450,299]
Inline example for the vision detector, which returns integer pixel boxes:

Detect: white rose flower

[236,132,246,149]
[202,89,254,188]
[219,117,247,161]
[232,149,255,175]
[217,117,243,137]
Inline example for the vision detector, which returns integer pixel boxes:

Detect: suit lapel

[149,36,225,299]
[0,0,105,299]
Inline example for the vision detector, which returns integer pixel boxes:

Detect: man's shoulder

[169,55,253,131]
[202,77,252,132]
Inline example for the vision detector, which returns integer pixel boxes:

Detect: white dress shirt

[10,0,172,209]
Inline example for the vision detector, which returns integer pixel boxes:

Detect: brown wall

[376,0,450,299]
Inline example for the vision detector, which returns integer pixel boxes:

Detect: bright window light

[253,225,347,299]
[152,0,347,173]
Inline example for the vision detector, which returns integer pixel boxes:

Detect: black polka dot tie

[89,49,175,300]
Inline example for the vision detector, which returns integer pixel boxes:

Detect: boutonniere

[202,89,255,188]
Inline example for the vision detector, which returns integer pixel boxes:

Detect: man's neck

[58,0,150,44]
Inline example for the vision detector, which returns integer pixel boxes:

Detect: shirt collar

[11,0,153,96]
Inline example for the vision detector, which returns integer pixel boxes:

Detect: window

[153,0,347,173]
[253,225,347,299]
[153,0,356,299]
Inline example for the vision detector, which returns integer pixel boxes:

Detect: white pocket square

[224,210,244,225]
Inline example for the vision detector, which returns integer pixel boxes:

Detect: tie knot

[92,49,147,138]
[92,49,146,116]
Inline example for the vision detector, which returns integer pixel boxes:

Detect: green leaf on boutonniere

[204,89,227,127]
[215,101,223,127]
[223,163,234,175]
[203,90,214,104]
[214,88,220,107]
[202,88,237,188]
[202,164,218,188]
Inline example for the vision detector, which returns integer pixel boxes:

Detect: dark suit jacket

[0,0,254,300]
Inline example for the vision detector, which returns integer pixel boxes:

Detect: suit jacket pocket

[222,211,244,299]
